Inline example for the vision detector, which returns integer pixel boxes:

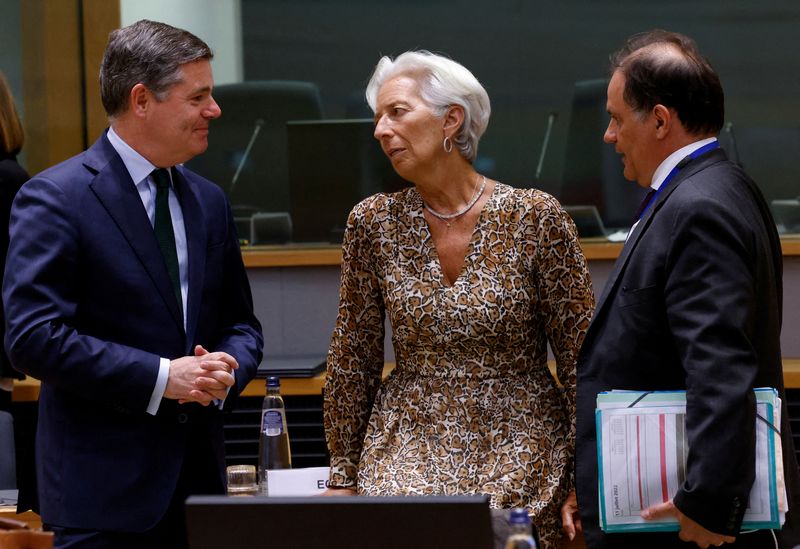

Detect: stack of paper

[595,388,786,533]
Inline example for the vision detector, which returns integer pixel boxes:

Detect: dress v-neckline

[415,182,497,289]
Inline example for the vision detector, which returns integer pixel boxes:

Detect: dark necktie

[633,188,657,223]
[151,168,183,317]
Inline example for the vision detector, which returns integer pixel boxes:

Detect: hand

[561,489,582,541]
[192,344,239,400]
[318,487,358,497]
[166,345,239,405]
[642,500,736,548]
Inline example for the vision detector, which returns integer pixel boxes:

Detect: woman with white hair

[322,50,594,548]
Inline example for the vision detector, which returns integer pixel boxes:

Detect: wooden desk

[14,359,800,401]
[240,237,800,268]
[241,375,326,397]
[0,507,42,530]
[10,378,40,402]
[242,359,800,397]
[782,358,800,388]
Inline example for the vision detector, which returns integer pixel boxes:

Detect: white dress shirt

[106,127,188,415]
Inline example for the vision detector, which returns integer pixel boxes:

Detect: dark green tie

[151,168,183,318]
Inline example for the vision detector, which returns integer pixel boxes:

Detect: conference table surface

[12,359,800,402]
[239,237,800,267]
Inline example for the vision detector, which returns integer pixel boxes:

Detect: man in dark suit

[564,30,800,548]
[2,20,263,548]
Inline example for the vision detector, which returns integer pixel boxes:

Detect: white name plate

[267,467,331,496]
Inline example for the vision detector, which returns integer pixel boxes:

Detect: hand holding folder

[595,388,787,533]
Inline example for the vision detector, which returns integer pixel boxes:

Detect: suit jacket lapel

[173,166,207,352]
[590,148,728,328]
[84,134,184,330]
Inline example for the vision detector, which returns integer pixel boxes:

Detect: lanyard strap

[636,140,720,222]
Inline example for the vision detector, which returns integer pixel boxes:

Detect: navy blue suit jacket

[2,133,263,531]
[575,148,800,548]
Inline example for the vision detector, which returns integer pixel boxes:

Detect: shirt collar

[650,136,717,191]
[106,126,160,187]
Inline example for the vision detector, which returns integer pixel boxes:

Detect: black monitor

[560,79,646,231]
[185,494,494,549]
[184,80,324,216]
[563,204,608,238]
[287,119,409,244]
[719,125,800,203]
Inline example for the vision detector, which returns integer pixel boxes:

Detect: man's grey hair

[365,50,491,163]
[100,19,213,118]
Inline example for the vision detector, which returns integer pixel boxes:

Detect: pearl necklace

[424,176,486,227]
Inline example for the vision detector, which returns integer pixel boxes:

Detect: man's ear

[443,104,465,139]
[653,104,672,138]
[129,83,150,117]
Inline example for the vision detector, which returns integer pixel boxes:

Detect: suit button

[178,413,189,424]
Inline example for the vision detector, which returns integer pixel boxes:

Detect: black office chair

[560,78,646,230]
[0,410,16,489]
[185,80,324,243]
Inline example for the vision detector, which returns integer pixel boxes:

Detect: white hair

[365,50,491,163]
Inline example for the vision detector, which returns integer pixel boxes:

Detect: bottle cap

[508,508,531,525]
[266,376,280,388]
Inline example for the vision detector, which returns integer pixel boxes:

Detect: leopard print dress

[324,182,594,549]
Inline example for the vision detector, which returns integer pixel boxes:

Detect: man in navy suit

[2,20,263,548]
[563,30,800,548]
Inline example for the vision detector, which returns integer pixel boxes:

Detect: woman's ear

[443,104,465,139]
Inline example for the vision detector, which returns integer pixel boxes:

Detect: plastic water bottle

[505,508,537,549]
[258,376,292,494]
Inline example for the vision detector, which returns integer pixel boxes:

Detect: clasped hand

[165,344,239,405]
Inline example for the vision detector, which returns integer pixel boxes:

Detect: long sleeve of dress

[530,192,595,488]
[323,198,387,487]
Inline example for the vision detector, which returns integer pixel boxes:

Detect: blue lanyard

[636,140,720,222]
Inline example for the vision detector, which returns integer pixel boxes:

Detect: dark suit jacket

[0,153,28,381]
[2,133,263,531]
[575,147,800,548]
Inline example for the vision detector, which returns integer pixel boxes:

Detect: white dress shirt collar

[650,136,718,191]
[106,126,163,187]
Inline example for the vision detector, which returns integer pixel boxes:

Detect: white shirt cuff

[146,357,171,415]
